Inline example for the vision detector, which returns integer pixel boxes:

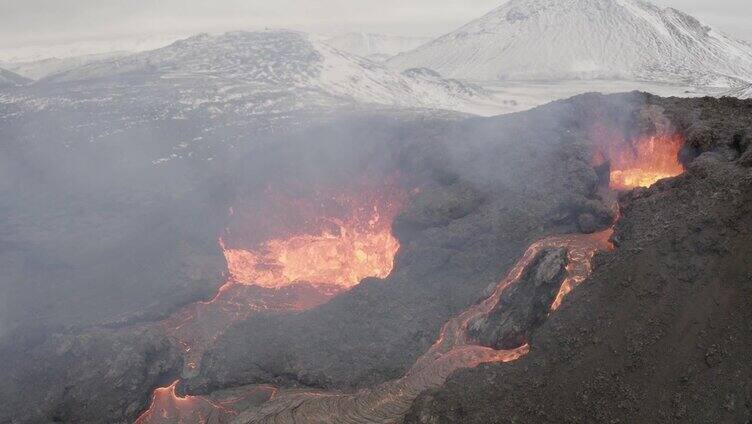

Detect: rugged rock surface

[468,248,567,350]
[0,327,182,424]
[405,97,752,423]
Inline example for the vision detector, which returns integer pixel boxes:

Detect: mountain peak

[388,0,752,87]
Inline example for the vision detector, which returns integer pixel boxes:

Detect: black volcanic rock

[405,97,752,424]
[0,327,182,424]
[468,248,567,350]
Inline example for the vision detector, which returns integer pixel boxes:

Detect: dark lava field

[1,92,751,423]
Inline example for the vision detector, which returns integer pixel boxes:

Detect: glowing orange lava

[137,181,410,423]
[214,227,616,423]
[605,134,684,190]
[138,226,615,424]
[164,282,342,375]
[134,381,276,424]
[221,191,404,289]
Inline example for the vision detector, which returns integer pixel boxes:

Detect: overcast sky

[0,0,750,61]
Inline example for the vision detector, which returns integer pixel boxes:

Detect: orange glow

[550,227,614,310]
[141,214,614,423]
[221,190,404,289]
[139,181,410,424]
[606,134,684,190]
[164,282,341,376]
[225,227,615,422]
[134,381,276,424]
[133,381,223,424]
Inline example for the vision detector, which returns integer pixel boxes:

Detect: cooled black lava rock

[405,95,752,424]
[468,248,567,350]
[0,327,182,424]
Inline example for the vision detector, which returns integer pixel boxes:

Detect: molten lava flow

[605,134,684,190]
[221,189,404,289]
[163,282,342,375]
[134,381,276,424]
[139,226,614,424]
[138,170,616,423]
[223,228,615,423]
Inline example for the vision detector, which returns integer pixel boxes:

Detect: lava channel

[220,228,615,424]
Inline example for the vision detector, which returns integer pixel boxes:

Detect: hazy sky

[0,0,750,61]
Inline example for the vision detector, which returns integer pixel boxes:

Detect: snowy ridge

[324,33,431,60]
[388,0,752,87]
[727,84,752,99]
[1,51,130,80]
[43,30,488,112]
[0,68,29,87]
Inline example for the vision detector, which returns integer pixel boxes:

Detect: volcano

[388,0,752,88]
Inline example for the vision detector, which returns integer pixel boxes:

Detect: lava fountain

[136,179,409,424]
[608,134,684,190]
[592,130,685,191]
[220,186,404,289]
[167,181,407,371]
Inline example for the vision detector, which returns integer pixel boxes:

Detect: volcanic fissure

[135,128,686,424]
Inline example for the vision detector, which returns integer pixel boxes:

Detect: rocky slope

[388,0,752,88]
[0,327,182,424]
[406,95,752,423]
[0,68,29,87]
[41,30,489,113]
[0,51,130,80]
[467,248,568,350]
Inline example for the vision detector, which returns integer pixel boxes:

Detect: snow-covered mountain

[44,30,487,112]
[324,33,431,61]
[0,68,29,87]
[0,30,502,170]
[388,0,752,88]
[727,84,752,99]
[1,51,130,80]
